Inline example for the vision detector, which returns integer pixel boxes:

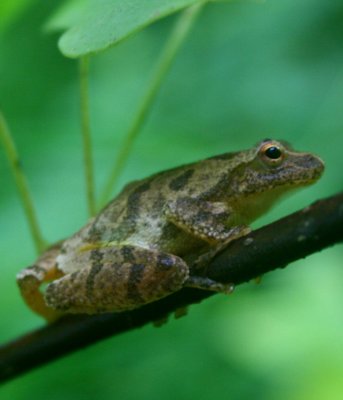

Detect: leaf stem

[99,2,205,206]
[0,111,47,254]
[79,55,96,216]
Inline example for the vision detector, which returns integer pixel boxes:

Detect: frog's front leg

[165,197,250,244]
[165,197,250,271]
[44,245,190,314]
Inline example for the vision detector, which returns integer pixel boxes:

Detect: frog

[16,139,324,322]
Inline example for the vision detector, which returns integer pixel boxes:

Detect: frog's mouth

[285,153,325,187]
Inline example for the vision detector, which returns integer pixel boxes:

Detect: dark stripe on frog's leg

[127,263,145,303]
[120,245,137,263]
[168,168,195,191]
[85,250,104,300]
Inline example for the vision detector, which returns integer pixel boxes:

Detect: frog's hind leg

[44,245,189,315]
[16,243,64,322]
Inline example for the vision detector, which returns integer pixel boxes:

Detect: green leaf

[44,0,90,33]
[58,0,206,58]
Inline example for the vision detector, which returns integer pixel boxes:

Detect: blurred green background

[1,0,343,398]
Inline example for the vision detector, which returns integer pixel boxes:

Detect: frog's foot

[185,275,234,294]
[254,275,263,284]
[16,243,65,322]
[192,225,251,271]
[152,306,188,327]
[153,315,170,327]
[174,306,188,319]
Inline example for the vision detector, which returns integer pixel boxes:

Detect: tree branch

[1,192,342,384]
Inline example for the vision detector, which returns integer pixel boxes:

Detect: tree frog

[17,139,324,321]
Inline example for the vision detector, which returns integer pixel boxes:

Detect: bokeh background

[1,0,343,399]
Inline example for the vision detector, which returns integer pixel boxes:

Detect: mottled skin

[17,139,324,321]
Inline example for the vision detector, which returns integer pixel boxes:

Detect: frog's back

[85,151,243,246]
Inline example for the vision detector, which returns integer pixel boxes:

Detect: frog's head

[230,139,325,222]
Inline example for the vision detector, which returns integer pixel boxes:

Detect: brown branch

[1,192,342,384]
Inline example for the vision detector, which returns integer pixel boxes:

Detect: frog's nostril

[312,156,324,175]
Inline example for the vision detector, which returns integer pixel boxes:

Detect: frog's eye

[265,146,282,159]
[259,143,284,165]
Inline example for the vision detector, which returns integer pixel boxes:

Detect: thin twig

[99,3,205,206]
[0,111,47,253]
[79,56,96,216]
[0,192,342,384]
